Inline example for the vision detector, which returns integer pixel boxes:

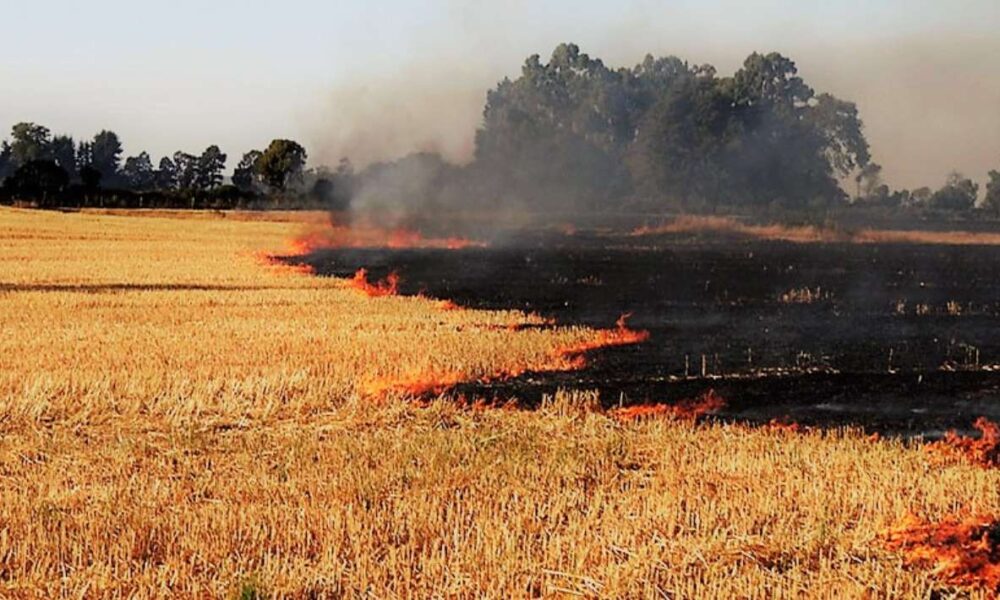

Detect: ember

[885,513,1000,590]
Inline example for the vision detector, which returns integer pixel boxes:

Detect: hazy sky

[3,1,998,189]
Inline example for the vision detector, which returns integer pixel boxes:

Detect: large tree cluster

[474,44,871,211]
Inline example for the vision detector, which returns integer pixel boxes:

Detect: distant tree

[79,165,102,191]
[890,188,912,208]
[121,152,155,190]
[855,162,883,200]
[256,139,307,192]
[172,151,198,189]
[864,184,894,207]
[49,135,77,180]
[4,159,69,205]
[627,69,732,209]
[10,123,52,167]
[721,52,868,208]
[983,170,1000,216]
[729,52,814,111]
[910,186,932,207]
[930,172,978,211]
[154,156,177,190]
[0,141,12,182]
[196,145,227,189]
[810,93,871,177]
[232,150,262,191]
[90,130,123,184]
[76,141,93,172]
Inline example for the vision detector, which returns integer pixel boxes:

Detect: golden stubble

[0,207,997,598]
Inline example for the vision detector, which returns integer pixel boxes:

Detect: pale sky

[3,0,999,189]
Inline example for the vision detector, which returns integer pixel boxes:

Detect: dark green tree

[232,150,262,191]
[256,140,307,191]
[930,172,978,211]
[76,141,93,172]
[4,159,69,205]
[196,145,227,189]
[721,52,868,208]
[79,165,102,191]
[982,170,1000,215]
[910,187,932,207]
[855,162,883,200]
[49,135,77,180]
[91,130,123,184]
[10,123,52,167]
[172,151,198,189]
[475,43,641,209]
[0,142,12,182]
[809,93,871,179]
[627,69,733,209]
[122,152,155,190]
[154,156,177,190]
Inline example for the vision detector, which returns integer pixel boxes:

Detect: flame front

[925,417,1000,468]
[611,389,726,422]
[348,268,400,297]
[249,250,315,275]
[552,312,651,366]
[358,312,650,401]
[885,513,1000,590]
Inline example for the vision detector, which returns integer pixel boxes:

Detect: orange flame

[925,417,1000,468]
[761,417,803,434]
[249,250,315,276]
[610,389,726,422]
[885,513,1000,590]
[360,370,468,399]
[358,313,650,400]
[348,268,400,297]
[554,313,651,364]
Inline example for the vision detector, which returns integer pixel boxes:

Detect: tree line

[1,43,998,216]
[0,125,347,209]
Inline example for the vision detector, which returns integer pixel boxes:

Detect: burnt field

[296,230,1000,435]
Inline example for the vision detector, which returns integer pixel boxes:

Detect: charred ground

[294,229,1000,435]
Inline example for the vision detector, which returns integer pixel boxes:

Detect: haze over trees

[0,43,996,216]
[474,46,870,212]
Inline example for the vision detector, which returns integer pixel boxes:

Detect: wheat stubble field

[1,207,999,598]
